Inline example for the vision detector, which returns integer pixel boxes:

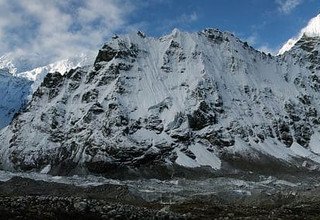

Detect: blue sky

[130,0,320,53]
[0,0,319,66]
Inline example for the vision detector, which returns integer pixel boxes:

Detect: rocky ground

[1,174,320,219]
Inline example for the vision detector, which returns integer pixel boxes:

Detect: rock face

[2,28,320,177]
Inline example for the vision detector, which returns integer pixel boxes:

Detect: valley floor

[1,172,320,219]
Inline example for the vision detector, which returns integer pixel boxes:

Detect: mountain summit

[278,14,320,55]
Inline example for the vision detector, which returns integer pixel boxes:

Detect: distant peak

[278,14,320,55]
[302,14,320,37]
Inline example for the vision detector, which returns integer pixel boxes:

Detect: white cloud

[241,33,278,55]
[190,12,199,22]
[244,34,258,46]
[276,0,303,14]
[153,11,199,34]
[258,45,278,55]
[178,12,198,24]
[0,0,135,70]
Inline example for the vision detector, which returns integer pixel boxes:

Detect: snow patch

[189,143,221,170]
[309,132,320,155]
[175,150,199,168]
[290,142,320,164]
[175,143,221,170]
[40,164,51,174]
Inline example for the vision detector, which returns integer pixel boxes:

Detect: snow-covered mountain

[0,54,90,129]
[0,70,31,129]
[278,14,320,55]
[17,56,91,93]
[0,54,91,90]
[1,25,320,178]
[0,55,17,74]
